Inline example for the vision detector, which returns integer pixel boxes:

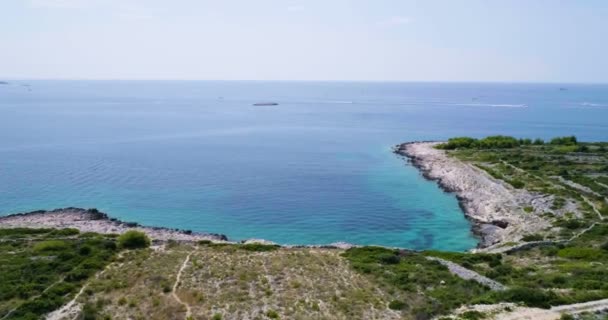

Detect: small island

[1,135,607,320]
[253,102,279,106]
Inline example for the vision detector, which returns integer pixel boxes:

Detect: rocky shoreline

[0,208,359,249]
[394,141,551,249]
[0,207,229,242]
[1,142,552,250]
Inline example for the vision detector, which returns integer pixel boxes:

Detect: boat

[253,102,279,106]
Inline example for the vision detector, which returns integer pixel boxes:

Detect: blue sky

[1,0,607,82]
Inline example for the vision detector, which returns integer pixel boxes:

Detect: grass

[72,243,403,320]
[343,247,490,318]
[0,228,118,320]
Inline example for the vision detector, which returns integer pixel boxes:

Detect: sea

[1,81,607,251]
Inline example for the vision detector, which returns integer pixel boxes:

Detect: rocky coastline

[0,208,359,249]
[394,141,551,249]
[1,142,553,250]
[0,207,229,242]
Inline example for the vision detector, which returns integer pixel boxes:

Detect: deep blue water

[1,81,607,250]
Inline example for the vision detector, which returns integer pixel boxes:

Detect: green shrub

[388,300,407,310]
[212,314,222,320]
[378,253,401,264]
[557,247,604,260]
[508,179,525,189]
[33,240,69,252]
[496,287,560,308]
[117,231,150,249]
[553,146,579,153]
[49,228,80,236]
[461,310,486,320]
[550,136,577,146]
[239,243,280,252]
[437,137,478,150]
[557,219,583,230]
[79,246,93,255]
[266,309,280,319]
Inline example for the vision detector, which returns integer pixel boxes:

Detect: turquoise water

[1,81,607,250]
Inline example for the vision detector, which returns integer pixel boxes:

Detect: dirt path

[582,195,605,220]
[493,297,608,319]
[172,251,193,320]
[426,257,507,291]
[552,298,608,314]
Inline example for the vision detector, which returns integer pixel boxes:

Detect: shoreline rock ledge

[394,141,551,249]
[0,208,228,242]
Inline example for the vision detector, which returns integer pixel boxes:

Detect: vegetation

[437,135,583,151]
[0,228,118,320]
[342,247,489,318]
[117,230,150,249]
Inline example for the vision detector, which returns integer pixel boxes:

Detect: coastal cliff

[395,142,551,248]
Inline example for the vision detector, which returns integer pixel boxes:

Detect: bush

[508,179,525,189]
[49,228,80,236]
[117,231,150,249]
[378,253,401,264]
[437,137,478,150]
[550,136,577,146]
[497,287,560,308]
[33,240,69,253]
[388,300,407,310]
[266,310,279,319]
[198,240,212,246]
[437,135,521,150]
[239,243,280,252]
[557,219,583,230]
[557,247,604,260]
[461,310,486,320]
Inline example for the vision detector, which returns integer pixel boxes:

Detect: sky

[1,0,607,82]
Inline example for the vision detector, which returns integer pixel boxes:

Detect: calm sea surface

[1,81,607,250]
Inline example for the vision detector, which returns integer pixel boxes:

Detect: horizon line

[1,78,607,85]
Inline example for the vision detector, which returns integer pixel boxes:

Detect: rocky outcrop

[0,207,228,242]
[395,142,551,248]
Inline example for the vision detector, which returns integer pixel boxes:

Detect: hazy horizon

[2,0,608,83]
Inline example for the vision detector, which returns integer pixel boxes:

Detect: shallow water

[1,81,607,250]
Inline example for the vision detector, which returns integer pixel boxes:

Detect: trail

[1,277,65,320]
[582,195,605,220]
[46,252,125,320]
[491,298,608,320]
[425,257,507,291]
[172,251,193,320]
[551,297,608,314]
